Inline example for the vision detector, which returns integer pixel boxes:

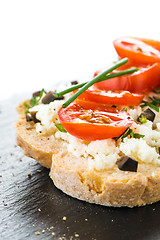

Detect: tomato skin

[58,100,133,141]
[135,37,160,51]
[94,62,160,93]
[77,89,144,106]
[113,37,160,64]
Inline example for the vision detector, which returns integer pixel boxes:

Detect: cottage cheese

[30,100,64,135]
[30,90,160,170]
[55,131,119,169]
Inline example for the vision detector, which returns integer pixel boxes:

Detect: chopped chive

[55,123,67,133]
[56,82,86,97]
[39,88,44,99]
[138,115,147,124]
[56,58,131,98]
[30,96,37,107]
[141,101,159,112]
[24,102,31,109]
[114,127,144,142]
[61,58,138,108]
[62,67,138,108]
[122,107,127,112]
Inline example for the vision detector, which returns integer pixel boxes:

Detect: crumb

[63,216,67,221]
[51,232,55,236]
[85,218,88,221]
[50,226,54,229]
[28,173,32,178]
[38,208,41,212]
[33,224,35,227]
[35,231,40,235]
[42,229,45,233]
[75,233,79,237]
[37,170,41,173]
[4,203,7,206]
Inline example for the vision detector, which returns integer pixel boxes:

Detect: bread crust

[50,152,160,207]
[16,101,160,207]
[16,101,59,168]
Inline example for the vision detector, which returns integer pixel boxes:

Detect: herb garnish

[138,115,147,124]
[141,96,160,112]
[24,89,44,113]
[55,123,67,133]
[55,58,138,108]
[152,86,160,93]
[114,127,144,142]
[122,107,127,112]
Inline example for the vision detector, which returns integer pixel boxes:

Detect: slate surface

[1,95,160,240]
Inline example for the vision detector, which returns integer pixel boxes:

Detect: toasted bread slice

[16,101,59,168]
[50,150,160,207]
[16,100,160,207]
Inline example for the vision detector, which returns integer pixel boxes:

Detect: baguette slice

[50,150,160,207]
[16,100,160,207]
[16,101,58,168]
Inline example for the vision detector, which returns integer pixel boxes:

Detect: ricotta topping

[29,91,160,171]
[55,131,119,170]
[30,100,64,135]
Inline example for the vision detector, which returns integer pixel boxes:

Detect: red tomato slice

[113,37,160,64]
[58,100,133,141]
[77,89,144,106]
[135,37,160,51]
[94,62,160,93]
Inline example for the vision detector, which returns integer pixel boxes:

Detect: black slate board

[1,95,160,240]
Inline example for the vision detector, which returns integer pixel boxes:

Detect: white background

[0,0,160,101]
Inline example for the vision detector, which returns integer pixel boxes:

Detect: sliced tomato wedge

[135,37,160,51]
[58,100,133,141]
[77,89,144,106]
[93,62,160,93]
[113,37,160,64]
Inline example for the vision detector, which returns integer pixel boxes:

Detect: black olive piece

[42,91,64,104]
[116,156,138,172]
[32,90,42,97]
[32,89,46,97]
[137,108,155,122]
[71,80,79,85]
[26,112,40,123]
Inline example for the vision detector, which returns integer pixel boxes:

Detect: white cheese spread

[29,91,160,170]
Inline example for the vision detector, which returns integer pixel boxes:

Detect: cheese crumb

[120,138,159,164]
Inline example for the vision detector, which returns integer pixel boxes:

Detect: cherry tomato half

[77,89,144,106]
[58,100,133,141]
[93,62,160,93]
[135,37,160,51]
[113,37,160,64]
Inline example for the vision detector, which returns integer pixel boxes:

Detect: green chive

[55,123,67,133]
[56,67,138,98]
[138,115,147,124]
[30,97,37,107]
[114,127,144,142]
[57,57,128,98]
[56,82,86,98]
[61,58,138,108]
[24,102,31,109]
